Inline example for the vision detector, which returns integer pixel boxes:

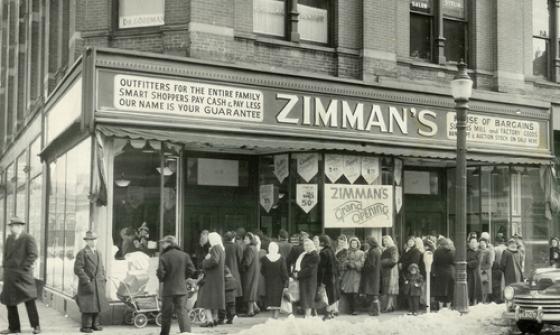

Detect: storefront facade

[0,47,552,322]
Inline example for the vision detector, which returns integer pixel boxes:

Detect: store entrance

[183,153,258,254]
[402,168,448,239]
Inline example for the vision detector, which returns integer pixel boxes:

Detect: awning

[96,125,553,166]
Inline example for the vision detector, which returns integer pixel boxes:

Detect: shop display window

[0,173,5,272]
[28,137,44,280]
[291,153,322,236]
[15,150,27,219]
[46,139,91,294]
[258,155,289,238]
[6,163,14,220]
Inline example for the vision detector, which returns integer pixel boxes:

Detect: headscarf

[414,237,425,253]
[267,242,281,262]
[335,234,348,253]
[208,232,224,251]
[295,239,313,272]
[348,236,361,251]
[254,234,262,251]
[382,235,395,248]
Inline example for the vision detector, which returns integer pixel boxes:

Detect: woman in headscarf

[317,235,339,320]
[260,242,289,319]
[198,232,226,327]
[194,230,210,271]
[432,238,455,309]
[241,232,260,317]
[340,236,364,315]
[478,238,493,304]
[361,236,382,316]
[381,235,399,312]
[334,235,348,315]
[293,238,320,318]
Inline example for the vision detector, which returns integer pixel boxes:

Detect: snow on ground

[233,304,511,335]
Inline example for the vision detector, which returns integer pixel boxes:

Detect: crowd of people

[184,228,543,327]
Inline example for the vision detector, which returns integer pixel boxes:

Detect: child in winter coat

[218,266,239,324]
[403,263,424,315]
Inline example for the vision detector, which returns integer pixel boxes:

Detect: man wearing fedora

[74,231,109,333]
[0,217,40,334]
[157,235,195,335]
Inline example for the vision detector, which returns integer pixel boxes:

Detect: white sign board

[325,154,344,183]
[274,154,289,183]
[197,158,239,187]
[295,153,319,182]
[343,156,361,184]
[260,184,274,213]
[404,170,431,194]
[119,0,165,29]
[296,184,318,213]
[324,184,393,228]
[114,74,264,122]
[447,112,540,148]
[361,157,380,185]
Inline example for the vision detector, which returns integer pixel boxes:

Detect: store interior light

[114,173,131,187]
[156,166,174,176]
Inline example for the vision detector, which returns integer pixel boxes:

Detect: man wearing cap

[74,231,109,333]
[157,235,196,335]
[0,217,40,334]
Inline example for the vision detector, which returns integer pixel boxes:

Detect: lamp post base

[454,260,469,314]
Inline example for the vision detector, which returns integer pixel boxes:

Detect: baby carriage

[113,276,162,328]
[186,277,207,325]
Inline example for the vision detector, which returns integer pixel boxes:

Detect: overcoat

[74,246,109,314]
[0,233,38,306]
[198,245,226,310]
[297,251,320,309]
[478,248,493,296]
[157,246,196,297]
[466,248,480,301]
[361,246,381,296]
[400,247,422,276]
[381,246,400,295]
[241,245,260,302]
[500,249,524,286]
[340,239,364,294]
[317,246,339,303]
[431,247,455,300]
[261,256,289,308]
[224,241,243,297]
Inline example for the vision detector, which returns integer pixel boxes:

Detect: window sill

[529,77,560,89]
[397,57,474,73]
[110,26,165,39]
[236,34,336,54]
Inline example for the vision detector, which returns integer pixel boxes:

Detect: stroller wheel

[197,309,207,323]
[133,313,148,328]
[188,310,198,323]
[155,313,162,327]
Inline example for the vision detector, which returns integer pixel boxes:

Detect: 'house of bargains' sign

[324,184,393,228]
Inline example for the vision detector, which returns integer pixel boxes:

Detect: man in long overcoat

[0,217,40,334]
[74,231,109,333]
[157,235,196,335]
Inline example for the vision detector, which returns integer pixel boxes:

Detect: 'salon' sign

[324,184,393,228]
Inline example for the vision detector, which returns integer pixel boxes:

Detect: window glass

[162,156,178,238]
[0,181,5,271]
[259,155,290,238]
[410,0,432,13]
[290,153,322,236]
[29,138,41,178]
[480,166,510,241]
[533,38,549,77]
[118,0,164,29]
[15,150,27,219]
[533,0,549,38]
[53,154,66,291]
[253,0,286,37]
[6,164,15,219]
[442,0,465,19]
[187,158,249,187]
[29,176,43,279]
[410,14,432,60]
[46,161,56,287]
[443,19,466,62]
[298,0,329,43]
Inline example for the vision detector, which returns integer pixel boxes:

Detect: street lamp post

[451,60,472,314]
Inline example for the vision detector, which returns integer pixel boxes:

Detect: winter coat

[466,248,480,301]
[550,247,560,268]
[0,233,38,306]
[335,248,348,297]
[261,256,289,308]
[340,242,365,294]
[296,251,320,309]
[317,246,339,304]
[242,245,260,302]
[431,248,455,300]
[400,247,422,276]
[194,242,210,271]
[224,267,238,304]
[224,241,243,297]
[157,246,196,297]
[361,246,381,296]
[277,241,293,267]
[403,272,424,297]
[478,248,493,295]
[73,246,109,314]
[501,249,524,286]
[381,246,400,295]
[287,245,304,273]
[492,244,506,298]
[198,245,226,310]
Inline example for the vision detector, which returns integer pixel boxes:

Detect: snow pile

[235,304,510,335]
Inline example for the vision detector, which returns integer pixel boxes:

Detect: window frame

[532,0,554,80]
[409,8,435,61]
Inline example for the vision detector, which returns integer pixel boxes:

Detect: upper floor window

[532,0,550,78]
[118,0,165,29]
[410,0,468,64]
[253,0,331,45]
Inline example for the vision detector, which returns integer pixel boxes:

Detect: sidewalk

[0,300,406,335]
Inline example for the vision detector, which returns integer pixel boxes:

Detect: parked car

[503,268,560,334]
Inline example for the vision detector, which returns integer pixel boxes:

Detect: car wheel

[516,320,544,334]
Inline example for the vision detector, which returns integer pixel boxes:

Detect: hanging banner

[361,157,380,185]
[295,153,319,182]
[343,156,361,184]
[324,184,393,228]
[296,184,318,213]
[260,184,275,213]
[394,158,403,186]
[325,154,344,183]
[395,186,403,213]
[274,154,289,183]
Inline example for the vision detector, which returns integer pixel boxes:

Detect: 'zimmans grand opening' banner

[324,184,394,228]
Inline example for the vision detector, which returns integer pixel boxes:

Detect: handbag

[288,278,300,302]
[280,296,293,314]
